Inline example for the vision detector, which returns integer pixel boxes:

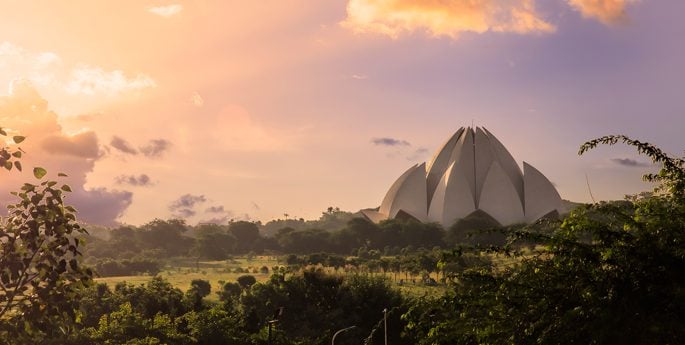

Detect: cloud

[41,131,100,159]
[371,136,429,161]
[567,0,634,25]
[115,174,153,186]
[205,205,226,213]
[169,194,207,210]
[140,139,171,158]
[406,147,429,161]
[169,194,207,219]
[110,136,138,155]
[173,208,196,218]
[148,4,183,17]
[351,74,368,80]
[371,137,411,146]
[1,41,156,115]
[342,0,555,39]
[0,80,131,226]
[0,42,62,87]
[200,204,233,224]
[67,188,133,227]
[611,158,649,167]
[65,65,156,96]
[191,92,204,107]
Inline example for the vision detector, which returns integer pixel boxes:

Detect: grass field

[94,256,449,301]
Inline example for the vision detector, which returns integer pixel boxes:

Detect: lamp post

[383,308,388,345]
[268,320,278,345]
[267,307,284,345]
[331,325,356,345]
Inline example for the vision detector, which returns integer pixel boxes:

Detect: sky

[1,0,684,226]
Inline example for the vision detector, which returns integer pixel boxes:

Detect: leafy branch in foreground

[579,134,685,201]
[0,173,93,337]
[0,127,26,172]
[1,127,93,340]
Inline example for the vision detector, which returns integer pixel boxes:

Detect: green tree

[0,173,93,339]
[228,221,260,253]
[237,275,257,289]
[194,224,235,260]
[217,282,242,302]
[182,306,245,345]
[404,135,685,344]
[0,128,25,172]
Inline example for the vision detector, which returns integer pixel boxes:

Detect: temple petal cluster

[362,127,562,227]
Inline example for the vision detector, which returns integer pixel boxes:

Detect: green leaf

[61,185,72,192]
[33,167,47,179]
[14,161,21,172]
[12,151,21,158]
[12,136,26,144]
[0,128,6,136]
[58,172,68,177]
[4,161,12,171]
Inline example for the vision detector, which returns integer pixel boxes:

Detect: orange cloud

[42,131,100,159]
[567,0,633,25]
[0,80,131,225]
[342,0,555,39]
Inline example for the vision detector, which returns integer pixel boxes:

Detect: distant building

[361,126,562,227]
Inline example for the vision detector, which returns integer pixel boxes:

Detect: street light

[331,325,356,345]
[383,308,388,345]
[268,307,284,345]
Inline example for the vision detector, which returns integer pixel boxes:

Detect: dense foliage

[83,216,452,276]
[403,135,685,344]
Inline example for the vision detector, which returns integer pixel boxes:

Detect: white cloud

[65,65,156,96]
[0,41,156,113]
[148,4,183,17]
[0,42,61,87]
[191,91,204,107]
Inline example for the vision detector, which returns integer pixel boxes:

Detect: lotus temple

[361,126,562,227]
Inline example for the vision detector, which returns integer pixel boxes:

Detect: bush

[237,275,257,289]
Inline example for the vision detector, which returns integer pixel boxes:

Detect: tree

[0,171,93,338]
[186,279,212,311]
[183,306,245,345]
[237,275,257,289]
[228,221,260,253]
[194,224,236,260]
[189,279,211,299]
[138,219,192,257]
[217,282,242,302]
[404,135,685,344]
[0,128,25,172]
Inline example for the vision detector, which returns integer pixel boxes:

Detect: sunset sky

[1,0,683,226]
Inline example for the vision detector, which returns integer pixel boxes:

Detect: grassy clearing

[94,256,448,300]
[95,256,280,302]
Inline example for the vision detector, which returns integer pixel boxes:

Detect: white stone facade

[361,127,562,227]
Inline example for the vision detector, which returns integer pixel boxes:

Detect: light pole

[267,307,284,345]
[268,319,278,345]
[331,325,356,345]
[383,308,388,345]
